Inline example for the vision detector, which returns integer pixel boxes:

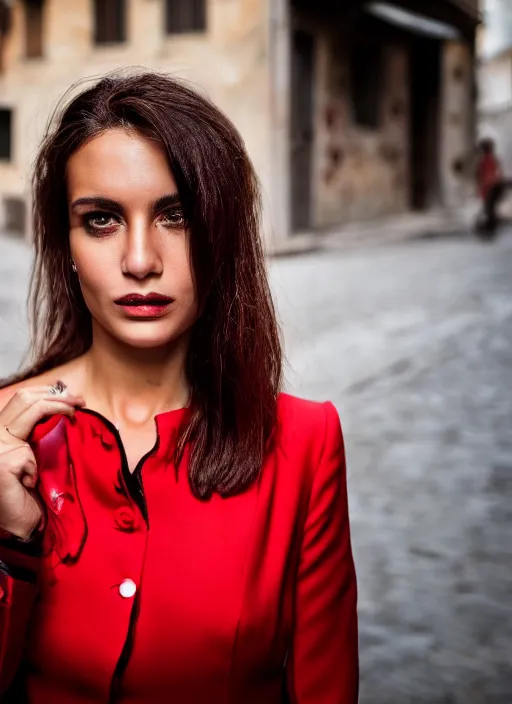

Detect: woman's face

[67,128,197,350]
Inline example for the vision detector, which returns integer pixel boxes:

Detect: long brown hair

[7,71,282,499]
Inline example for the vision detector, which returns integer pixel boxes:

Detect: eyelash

[82,209,186,236]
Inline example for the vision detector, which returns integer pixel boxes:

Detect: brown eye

[160,209,185,229]
[83,212,119,235]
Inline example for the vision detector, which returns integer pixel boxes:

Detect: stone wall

[439,40,474,206]
[0,0,271,238]
[312,33,409,227]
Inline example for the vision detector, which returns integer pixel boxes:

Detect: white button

[119,579,137,598]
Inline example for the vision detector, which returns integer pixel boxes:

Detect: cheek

[72,244,116,302]
[169,242,196,301]
[81,265,112,296]
[175,267,198,318]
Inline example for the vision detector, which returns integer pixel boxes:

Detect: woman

[0,72,358,703]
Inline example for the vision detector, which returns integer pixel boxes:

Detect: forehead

[66,128,177,200]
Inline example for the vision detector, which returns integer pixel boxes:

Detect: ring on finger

[48,380,68,397]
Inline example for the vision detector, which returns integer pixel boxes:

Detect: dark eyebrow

[70,193,182,216]
[152,193,181,215]
[70,196,124,214]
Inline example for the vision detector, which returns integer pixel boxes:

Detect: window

[25,0,44,58]
[349,44,382,129]
[0,108,12,161]
[94,0,126,45]
[165,0,206,35]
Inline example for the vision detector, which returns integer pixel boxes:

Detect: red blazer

[0,393,358,703]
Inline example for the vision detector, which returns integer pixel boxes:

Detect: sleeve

[286,402,358,703]
[0,535,41,695]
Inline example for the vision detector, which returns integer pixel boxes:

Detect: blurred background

[0,1,511,702]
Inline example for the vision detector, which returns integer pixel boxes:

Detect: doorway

[290,29,315,232]
[409,36,442,210]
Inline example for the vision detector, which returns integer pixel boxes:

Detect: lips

[114,293,174,306]
[114,293,174,319]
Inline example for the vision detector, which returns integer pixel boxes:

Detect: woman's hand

[0,384,85,539]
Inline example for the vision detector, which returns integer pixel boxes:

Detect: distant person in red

[477,138,502,200]
[476,138,504,233]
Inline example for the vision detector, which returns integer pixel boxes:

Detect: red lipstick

[114,293,174,318]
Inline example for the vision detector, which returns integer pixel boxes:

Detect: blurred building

[0,0,480,247]
[478,0,512,174]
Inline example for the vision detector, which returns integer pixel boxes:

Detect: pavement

[1,227,512,702]
[270,201,481,256]
[271,228,512,703]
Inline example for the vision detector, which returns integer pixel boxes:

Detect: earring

[71,260,77,274]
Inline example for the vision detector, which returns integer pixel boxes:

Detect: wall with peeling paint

[439,40,474,206]
[312,34,409,227]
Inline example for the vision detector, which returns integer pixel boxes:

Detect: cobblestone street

[1,231,512,703]
[272,232,512,703]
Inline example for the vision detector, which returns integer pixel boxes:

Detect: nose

[121,217,163,280]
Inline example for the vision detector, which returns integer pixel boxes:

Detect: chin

[122,335,174,349]
[112,320,191,350]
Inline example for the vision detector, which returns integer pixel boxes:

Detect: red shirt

[477,153,501,199]
[0,394,358,703]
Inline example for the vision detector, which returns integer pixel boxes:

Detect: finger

[43,380,82,403]
[0,386,62,414]
[0,387,85,428]
[42,394,86,407]
[0,443,37,482]
[20,453,38,489]
[6,398,83,441]
[22,473,38,490]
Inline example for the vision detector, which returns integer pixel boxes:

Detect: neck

[82,328,190,427]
